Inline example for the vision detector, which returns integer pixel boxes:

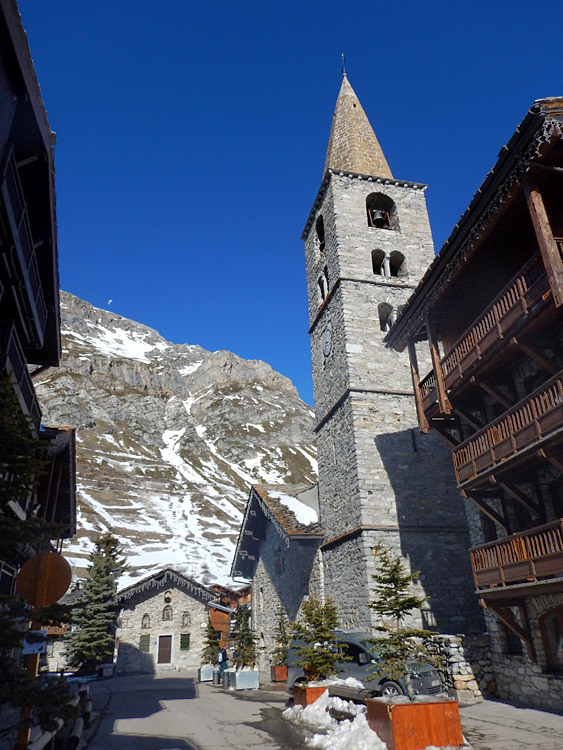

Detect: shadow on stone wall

[262,540,320,621]
[115,642,156,676]
[374,428,484,634]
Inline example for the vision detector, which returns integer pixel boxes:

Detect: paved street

[85,671,305,750]
[84,671,563,750]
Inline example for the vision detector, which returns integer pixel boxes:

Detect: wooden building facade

[387,98,563,710]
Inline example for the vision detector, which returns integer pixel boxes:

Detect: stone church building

[233,74,483,676]
[115,569,216,674]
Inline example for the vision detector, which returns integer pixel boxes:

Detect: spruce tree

[66,533,126,673]
[292,597,343,681]
[232,605,256,668]
[270,608,290,666]
[369,543,440,699]
[201,620,220,664]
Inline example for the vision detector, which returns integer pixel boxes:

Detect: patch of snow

[179,361,202,376]
[269,490,318,525]
[245,423,265,433]
[296,445,318,475]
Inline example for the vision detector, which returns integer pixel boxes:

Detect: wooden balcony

[419,251,550,412]
[453,371,563,485]
[470,519,563,591]
[1,145,48,349]
[0,321,41,430]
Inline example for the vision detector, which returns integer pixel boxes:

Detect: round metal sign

[17,550,72,607]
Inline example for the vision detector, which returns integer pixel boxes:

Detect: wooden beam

[476,378,514,409]
[516,341,559,375]
[453,408,484,432]
[496,480,542,519]
[425,314,451,415]
[483,601,536,661]
[523,179,563,308]
[431,422,459,447]
[543,448,563,475]
[407,337,429,433]
[465,494,508,531]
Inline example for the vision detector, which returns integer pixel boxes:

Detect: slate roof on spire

[323,75,393,179]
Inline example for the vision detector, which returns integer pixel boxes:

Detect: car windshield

[359,640,381,659]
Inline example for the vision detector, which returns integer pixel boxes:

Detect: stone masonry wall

[252,523,323,679]
[115,584,208,674]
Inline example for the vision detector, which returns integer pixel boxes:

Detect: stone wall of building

[115,584,209,674]
[482,594,563,712]
[252,522,323,679]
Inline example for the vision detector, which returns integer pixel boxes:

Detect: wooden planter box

[366,697,463,750]
[270,664,288,682]
[293,684,328,708]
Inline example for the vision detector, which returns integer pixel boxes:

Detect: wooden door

[158,635,172,664]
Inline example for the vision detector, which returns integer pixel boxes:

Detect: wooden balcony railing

[0,321,41,429]
[453,372,563,484]
[470,519,563,590]
[418,251,550,411]
[1,145,48,348]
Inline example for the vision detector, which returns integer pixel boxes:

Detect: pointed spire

[323,75,393,179]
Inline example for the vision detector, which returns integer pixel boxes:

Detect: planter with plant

[291,597,344,707]
[231,605,258,689]
[199,620,220,681]
[365,543,463,750]
[270,609,290,682]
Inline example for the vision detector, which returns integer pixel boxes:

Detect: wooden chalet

[0,0,75,586]
[387,97,563,710]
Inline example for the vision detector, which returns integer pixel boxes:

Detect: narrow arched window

[378,302,394,332]
[182,612,191,627]
[389,250,406,278]
[372,249,386,276]
[141,614,150,629]
[162,605,173,621]
[366,193,399,231]
[315,215,326,251]
[318,276,326,301]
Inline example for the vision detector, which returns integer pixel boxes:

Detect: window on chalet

[162,605,173,621]
[180,633,191,651]
[141,614,150,629]
[316,215,326,251]
[139,634,150,653]
[540,607,563,671]
[366,193,399,231]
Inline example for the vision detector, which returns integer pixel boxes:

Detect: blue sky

[19,0,563,406]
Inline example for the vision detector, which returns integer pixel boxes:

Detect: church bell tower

[302,74,481,633]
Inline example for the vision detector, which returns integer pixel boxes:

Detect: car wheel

[380,681,404,696]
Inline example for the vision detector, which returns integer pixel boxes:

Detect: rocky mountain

[34,292,317,587]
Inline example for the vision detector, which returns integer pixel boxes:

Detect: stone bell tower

[302,74,482,633]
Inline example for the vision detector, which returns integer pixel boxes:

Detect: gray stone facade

[303,171,483,635]
[115,570,214,674]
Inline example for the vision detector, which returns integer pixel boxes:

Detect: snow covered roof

[231,483,324,580]
[118,567,216,603]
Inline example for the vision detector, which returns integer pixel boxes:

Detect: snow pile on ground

[283,679,387,749]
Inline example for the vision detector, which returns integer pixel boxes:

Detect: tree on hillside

[66,533,127,673]
[369,543,440,699]
[201,620,220,664]
[232,605,256,668]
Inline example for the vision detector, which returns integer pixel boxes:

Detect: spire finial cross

[342,54,346,77]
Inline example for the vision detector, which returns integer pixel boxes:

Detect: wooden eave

[230,484,323,580]
[386,97,563,352]
[118,568,216,603]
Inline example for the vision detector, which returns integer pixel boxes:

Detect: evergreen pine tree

[270,608,290,666]
[232,605,256,668]
[201,620,220,664]
[369,543,440,699]
[66,533,126,673]
[292,597,343,681]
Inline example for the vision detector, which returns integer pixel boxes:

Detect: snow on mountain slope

[35,292,317,587]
